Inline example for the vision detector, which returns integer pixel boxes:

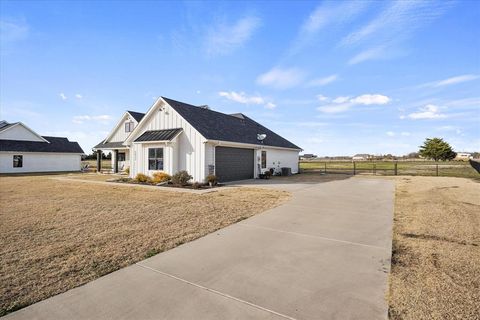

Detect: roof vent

[230,113,245,119]
[199,105,210,110]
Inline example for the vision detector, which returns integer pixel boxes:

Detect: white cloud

[332,96,350,104]
[205,16,261,56]
[317,103,352,114]
[401,132,411,136]
[317,93,391,113]
[59,93,67,101]
[0,18,28,43]
[342,1,452,64]
[73,115,112,124]
[265,102,276,110]
[422,74,480,88]
[218,91,275,109]
[196,90,201,94]
[386,131,395,137]
[289,1,368,55]
[350,94,391,105]
[256,67,305,89]
[75,94,83,99]
[317,94,329,102]
[348,46,387,65]
[307,74,339,87]
[405,104,447,120]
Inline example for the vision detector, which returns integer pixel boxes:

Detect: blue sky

[1,0,479,156]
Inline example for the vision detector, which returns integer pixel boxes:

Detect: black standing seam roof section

[93,141,127,149]
[134,128,183,142]
[0,136,84,153]
[162,97,301,150]
[127,111,146,123]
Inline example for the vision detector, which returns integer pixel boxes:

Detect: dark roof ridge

[161,96,249,120]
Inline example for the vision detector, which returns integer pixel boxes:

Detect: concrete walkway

[6,176,395,320]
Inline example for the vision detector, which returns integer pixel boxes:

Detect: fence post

[436,163,439,176]
[373,163,376,175]
[394,162,398,176]
[353,162,356,175]
[324,162,327,174]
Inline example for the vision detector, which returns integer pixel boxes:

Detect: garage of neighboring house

[215,146,254,182]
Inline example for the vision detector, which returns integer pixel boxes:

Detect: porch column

[96,150,102,173]
[113,149,119,173]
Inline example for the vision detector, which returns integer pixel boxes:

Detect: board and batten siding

[129,103,207,182]
[107,114,138,143]
[0,125,44,142]
[0,152,81,173]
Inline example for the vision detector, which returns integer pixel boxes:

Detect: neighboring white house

[455,152,473,160]
[352,154,372,161]
[0,120,84,173]
[94,97,302,182]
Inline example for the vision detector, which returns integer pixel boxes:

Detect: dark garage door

[215,146,254,182]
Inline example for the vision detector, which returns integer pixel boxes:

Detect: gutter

[204,139,303,152]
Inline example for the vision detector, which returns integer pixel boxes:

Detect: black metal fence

[300,161,479,179]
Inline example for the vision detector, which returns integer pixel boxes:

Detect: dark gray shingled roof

[134,128,183,142]
[93,141,127,149]
[162,97,301,150]
[0,121,17,131]
[0,136,84,153]
[127,111,145,123]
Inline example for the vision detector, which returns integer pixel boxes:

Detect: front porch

[94,148,130,174]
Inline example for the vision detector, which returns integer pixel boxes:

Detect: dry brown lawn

[0,175,290,316]
[389,176,480,319]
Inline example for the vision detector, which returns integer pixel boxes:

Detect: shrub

[192,182,202,189]
[205,174,217,185]
[171,170,192,186]
[125,167,130,175]
[135,173,151,183]
[152,171,171,184]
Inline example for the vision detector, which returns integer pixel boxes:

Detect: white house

[0,120,84,173]
[455,152,473,160]
[94,97,302,182]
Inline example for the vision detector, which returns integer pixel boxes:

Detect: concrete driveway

[6,176,394,320]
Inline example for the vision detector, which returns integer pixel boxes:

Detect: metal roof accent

[134,128,183,142]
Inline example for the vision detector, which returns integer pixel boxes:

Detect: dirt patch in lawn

[388,176,480,319]
[0,175,290,315]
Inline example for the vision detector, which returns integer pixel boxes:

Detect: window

[125,121,134,133]
[261,151,267,169]
[13,155,23,168]
[117,152,126,161]
[148,148,163,170]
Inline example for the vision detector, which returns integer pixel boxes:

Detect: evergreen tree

[419,138,456,161]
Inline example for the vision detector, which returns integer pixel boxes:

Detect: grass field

[300,160,478,179]
[81,159,112,170]
[388,176,480,319]
[0,175,289,316]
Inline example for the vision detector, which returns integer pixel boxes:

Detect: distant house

[94,97,302,182]
[352,154,372,161]
[0,120,84,173]
[455,152,473,160]
[300,153,317,160]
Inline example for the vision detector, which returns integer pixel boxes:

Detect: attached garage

[215,146,254,182]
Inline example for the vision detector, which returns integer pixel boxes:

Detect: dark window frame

[261,151,267,169]
[148,148,164,170]
[125,121,134,133]
[13,155,23,168]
